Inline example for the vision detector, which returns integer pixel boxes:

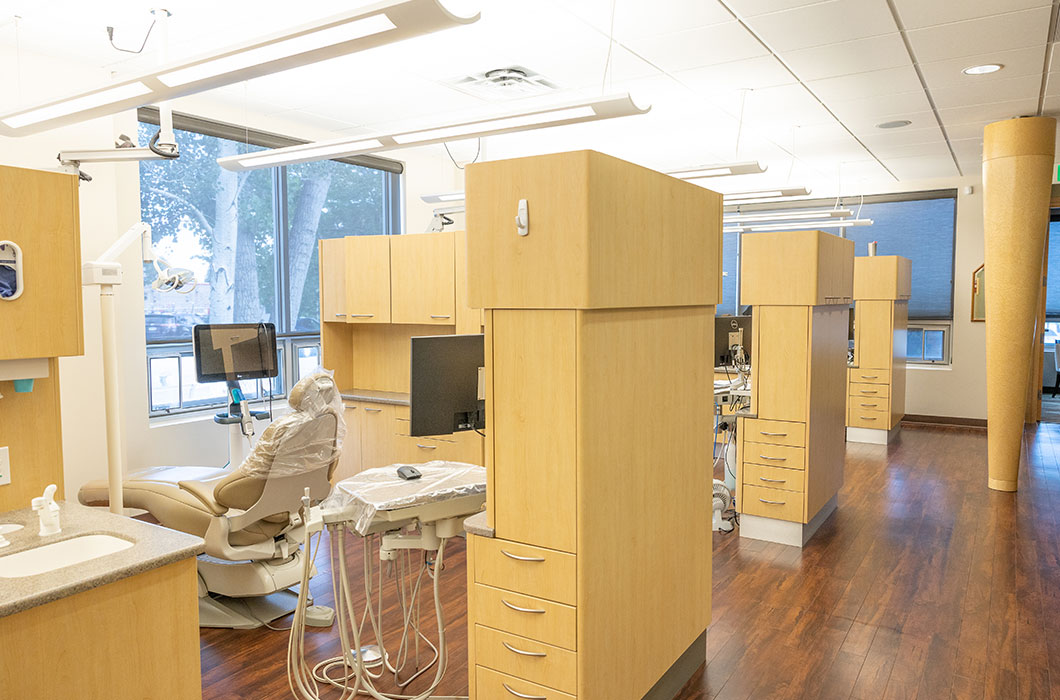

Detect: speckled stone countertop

[0,502,204,618]
[463,509,494,538]
[340,388,411,406]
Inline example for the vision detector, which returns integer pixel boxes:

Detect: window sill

[150,403,289,428]
[907,363,952,371]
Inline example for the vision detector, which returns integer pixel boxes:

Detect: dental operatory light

[962,63,1003,75]
[670,161,767,179]
[0,0,479,135]
[219,93,649,171]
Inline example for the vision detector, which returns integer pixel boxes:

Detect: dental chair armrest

[177,476,230,516]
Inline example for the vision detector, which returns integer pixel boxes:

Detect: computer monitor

[715,315,752,367]
[410,334,485,437]
[192,323,278,383]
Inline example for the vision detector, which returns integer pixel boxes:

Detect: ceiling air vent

[447,66,559,100]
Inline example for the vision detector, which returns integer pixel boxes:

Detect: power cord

[443,139,481,170]
[107,20,156,54]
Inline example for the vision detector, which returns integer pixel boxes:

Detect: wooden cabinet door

[333,403,363,482]
[856,300,893,370]
[319,238,347,324]
[390,231,455,325]
[753,306,809,422]
[0,166,83,359]
[344,235,391,323]
[360,403,401,469]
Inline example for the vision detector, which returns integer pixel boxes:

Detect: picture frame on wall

[972,263,985,322]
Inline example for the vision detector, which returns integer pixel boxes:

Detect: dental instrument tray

[321,460,486,536]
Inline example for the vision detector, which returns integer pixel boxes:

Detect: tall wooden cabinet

[738,230,853,548]
[847,255,910,443]
[464,151,721,700]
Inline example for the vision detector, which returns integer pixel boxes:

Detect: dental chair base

[196,550,315,629]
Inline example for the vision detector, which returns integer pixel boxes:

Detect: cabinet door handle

[502,683,548,700]
[502,599,546,614]
[759,498,786,505]
[334,313,347,317]
[416,443,437,449]
[759,477,786,484]
[760,431,787,437]
[430,314,452,319]
[758,455,786,462]
[349,313,375,318]
[364,407,382,413]
[502,641,547,658]
[501,549,546,563]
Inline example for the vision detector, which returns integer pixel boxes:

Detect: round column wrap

[983,116,1056,492]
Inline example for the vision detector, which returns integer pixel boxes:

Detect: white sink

[0,534,133,578]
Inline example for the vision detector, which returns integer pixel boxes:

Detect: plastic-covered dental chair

[79,371,345,629]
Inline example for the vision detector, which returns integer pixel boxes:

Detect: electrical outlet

[0,446,9,486]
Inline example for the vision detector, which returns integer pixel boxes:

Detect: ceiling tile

[724,0,829,19]
[937,98,1041,126]
[917,46,1048,89]
[676,56,796,92]
[742,0,898,53]
[859,124,946,147]
[930,74,1045,110]
[560,0,733,41]
[827,92,933,125]
[943,122,989,140]
[884,154,959,180]
[868,140,953,161]
[948,138,984,160]
[806,65,923,102]
[626,22,768,72]
[905,7,1052,64]
[1042,95,1060,116]
[891,0,1050,30]
[1046,73,1060,97]
[782,33,911,82]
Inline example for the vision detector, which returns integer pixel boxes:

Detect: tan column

[984,116,1056,491]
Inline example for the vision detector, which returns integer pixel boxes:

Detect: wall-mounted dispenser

[0,241,24,301]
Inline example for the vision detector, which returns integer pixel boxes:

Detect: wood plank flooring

[200,423,1060,699]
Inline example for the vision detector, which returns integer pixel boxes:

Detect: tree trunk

[208,140,240,323]
[234,222,263,322]
[287,172,332,325]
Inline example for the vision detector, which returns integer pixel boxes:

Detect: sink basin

[0,534,133,578]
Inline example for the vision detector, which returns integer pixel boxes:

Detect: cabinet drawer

[849,368,890,385]
[475,538,576,605]
[849,382,889,399]
[742,464,804,493]
[741,484,803,523]
[471,584,576,651]
[475,626,577,695]
[849,395,888,412]
[848,406,890,429]
[742,419,805,447]
[741,442,805,470]
[477,666,576,700]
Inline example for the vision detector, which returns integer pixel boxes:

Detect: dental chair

[79,372,345,629]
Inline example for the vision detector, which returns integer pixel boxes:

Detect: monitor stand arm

[214,381,271,468]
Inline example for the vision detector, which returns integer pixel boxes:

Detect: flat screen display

[192,323,278,383]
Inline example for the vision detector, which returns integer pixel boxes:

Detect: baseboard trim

[902,414,987,429]
[642,630,706,700]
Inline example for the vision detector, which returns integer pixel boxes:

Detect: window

[1044,219,1060,319]
[139,110,401,416]
[906,322,950,364]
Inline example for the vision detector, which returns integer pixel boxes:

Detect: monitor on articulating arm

[410,334,485,437]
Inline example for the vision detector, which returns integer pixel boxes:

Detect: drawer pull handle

[860,390,878,394]
[860,375,878,379]
[759,498,786,505]
[759,477,786,484]
[349,313,375,318]
[416,443,437,449]
[502,641,547,658]
[501,550,546,563]
[503,683,548,700]
[334,313,347,317]
[364,408,382,413]
[758,455,786,462]
[860,403,878,408]
[430,314,452,319]
[860,416,877,421]
[760,431,787,437]
[502,599,546,614]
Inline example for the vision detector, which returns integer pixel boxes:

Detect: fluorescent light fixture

[724,208,852,224]
[421,192,466,204]
[219,92,650,172]
[722,187,811,201]
[670,161,767,179]
[724,218,873,234]
[963,63,1003,75]
[0,0,479,135]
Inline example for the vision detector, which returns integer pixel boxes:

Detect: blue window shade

[1046,220,1060,318]
[843,198,956,319]
[719,231,739,316]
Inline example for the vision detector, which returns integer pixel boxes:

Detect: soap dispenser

[31,484,61,536]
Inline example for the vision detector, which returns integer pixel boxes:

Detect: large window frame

[139,108,402,417]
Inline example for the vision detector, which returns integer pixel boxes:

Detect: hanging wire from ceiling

[443,138,482,170]
[107,19,157,54]
[735,88,750,161]
[600,0,617,94]
[786,125,799,184]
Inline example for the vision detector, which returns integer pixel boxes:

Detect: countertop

[340,388,411,406]
[0,502,204,618]
[463,509,494,538]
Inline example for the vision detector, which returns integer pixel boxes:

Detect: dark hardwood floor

[200,423,1060,699]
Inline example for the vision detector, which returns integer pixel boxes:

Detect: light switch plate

[0,446,10,486]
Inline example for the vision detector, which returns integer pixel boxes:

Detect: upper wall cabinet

[344,235,392,324]
[391,231,455,325]
[0,165,84,360]
[320,238,347,323]
[740,229,854,307]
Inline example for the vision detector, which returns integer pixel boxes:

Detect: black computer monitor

[715,315,752,367]
[192,323,278,383]
[410,334,484,437]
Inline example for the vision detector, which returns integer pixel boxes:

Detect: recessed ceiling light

[963,63,1003,76]
[876,120,912,129]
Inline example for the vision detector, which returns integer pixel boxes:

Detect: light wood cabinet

[344,235,392,323]
[0,165,83,360]
[391,231,456,325]
[319,238,347,323]
[334,403,363,482]
[740,229,854,307]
